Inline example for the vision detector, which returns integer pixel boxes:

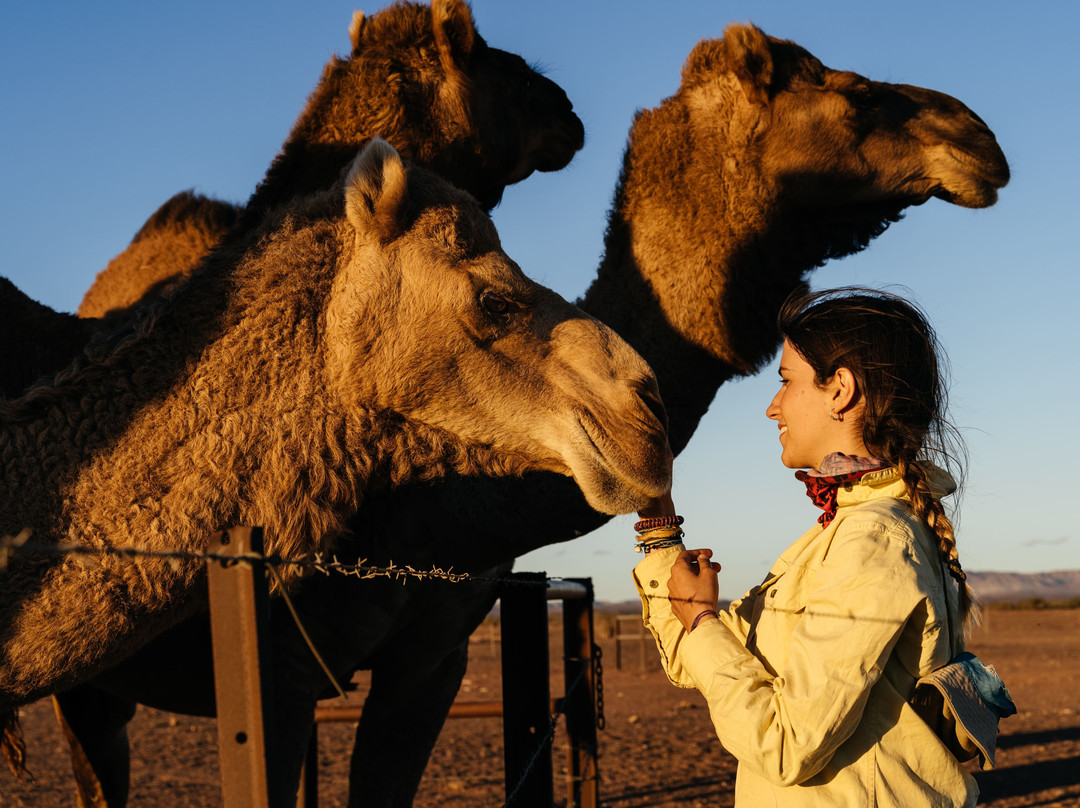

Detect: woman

[633,288,987,806]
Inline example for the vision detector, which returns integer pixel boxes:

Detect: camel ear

[432,0,477,70]
[716,23,775,105]
[345,138,408,244]
[348,11,366,55]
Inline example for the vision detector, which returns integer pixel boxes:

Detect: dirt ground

[4,608,1078,807]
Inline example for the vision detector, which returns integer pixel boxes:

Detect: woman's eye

[481,291,511,315]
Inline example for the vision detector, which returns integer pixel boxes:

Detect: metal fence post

[207,527,277,808]
[561,578,599,808]
[499,572,553,807]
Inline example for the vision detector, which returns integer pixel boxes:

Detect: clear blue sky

[1,1,1076,602]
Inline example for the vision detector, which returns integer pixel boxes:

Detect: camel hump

[344,138,409,243]
[131,191,238,242]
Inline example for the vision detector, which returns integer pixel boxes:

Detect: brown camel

[0,138,670,715]
[0,277,101,397]
[12,23,1009,808]
[76,0,584,321]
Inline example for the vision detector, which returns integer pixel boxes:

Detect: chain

[592,641,606,731]
[499,663,589,808]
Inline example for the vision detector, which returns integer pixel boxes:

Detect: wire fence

[0,527,606,807]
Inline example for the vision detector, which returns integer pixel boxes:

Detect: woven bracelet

[634,533,684,554]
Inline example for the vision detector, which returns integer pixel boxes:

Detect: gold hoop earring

[830,410,842,422]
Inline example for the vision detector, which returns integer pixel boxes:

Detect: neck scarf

[795,453,888,528]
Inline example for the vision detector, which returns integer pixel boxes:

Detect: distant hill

[967,570,1080,602]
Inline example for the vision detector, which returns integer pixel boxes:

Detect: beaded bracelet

[634,514,685,533]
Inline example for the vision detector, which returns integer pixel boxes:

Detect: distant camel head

[77,0,585,322]
[326,139,670,514]
[682,23,1008,220]
[274,0,586,214]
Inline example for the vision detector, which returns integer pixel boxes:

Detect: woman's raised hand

[669,549,721,630]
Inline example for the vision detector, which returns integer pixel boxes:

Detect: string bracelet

[690,609,718,632]
[634,515,684,534]
[634,524,685,554]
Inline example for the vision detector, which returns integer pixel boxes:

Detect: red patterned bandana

[795,454,888,528]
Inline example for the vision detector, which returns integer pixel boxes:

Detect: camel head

[599,22,1011,400]
[326,139,671,515]
[309,0,585,212]
[680,23,1009,253]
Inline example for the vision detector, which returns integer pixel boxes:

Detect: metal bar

[499,571,553,808]
[546,580,588,601]
[313,698,569,724]
[561,579,599,808]
[207,527,276,808]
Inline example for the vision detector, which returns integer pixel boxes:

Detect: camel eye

[847,84,877,108]
[480,290,511,316]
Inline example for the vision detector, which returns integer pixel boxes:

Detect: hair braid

[896,457,978,637]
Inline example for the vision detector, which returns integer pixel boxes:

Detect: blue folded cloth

[953,651,1017,717]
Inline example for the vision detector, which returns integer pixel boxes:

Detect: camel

[76,0,585,321]
[0,137,671,713]
[0,277,101,397]
[13,23,1009,808]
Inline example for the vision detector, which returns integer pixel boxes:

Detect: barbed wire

[0,529,739,614]
[0,529,528,588]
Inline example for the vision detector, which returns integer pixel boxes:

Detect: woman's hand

[669,549,721,631]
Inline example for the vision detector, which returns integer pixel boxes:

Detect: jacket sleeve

[676,512,927,786]
[631,544,698,688]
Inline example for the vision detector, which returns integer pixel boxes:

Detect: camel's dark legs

[346,640,470,808]
[53,685,137,808]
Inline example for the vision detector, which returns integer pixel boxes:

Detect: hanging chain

[592,641,606,730]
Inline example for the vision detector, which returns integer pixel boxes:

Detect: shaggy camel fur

[77,0,584,320]
[21,23,1009,808]
[0,139,671,716]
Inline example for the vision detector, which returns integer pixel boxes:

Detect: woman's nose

[766,391,781,420]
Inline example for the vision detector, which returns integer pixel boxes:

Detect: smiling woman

[633,287,1006,807]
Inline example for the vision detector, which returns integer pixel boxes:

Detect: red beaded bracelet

[634,514,685,533]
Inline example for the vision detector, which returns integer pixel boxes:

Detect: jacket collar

[835,463,956,510]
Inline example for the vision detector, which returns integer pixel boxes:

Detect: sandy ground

[4,608,1078,807]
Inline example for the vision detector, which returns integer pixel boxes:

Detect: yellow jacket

[633,467,977,807]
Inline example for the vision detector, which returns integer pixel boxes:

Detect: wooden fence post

[207,527,278,808]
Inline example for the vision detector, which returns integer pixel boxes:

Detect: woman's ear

[830,367,860,416]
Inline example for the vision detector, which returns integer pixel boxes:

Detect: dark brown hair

[779,287,977,630]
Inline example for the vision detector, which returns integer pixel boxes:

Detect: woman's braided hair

[779,287,977,630]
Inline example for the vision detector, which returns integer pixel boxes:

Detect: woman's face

[766,339,846,470]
